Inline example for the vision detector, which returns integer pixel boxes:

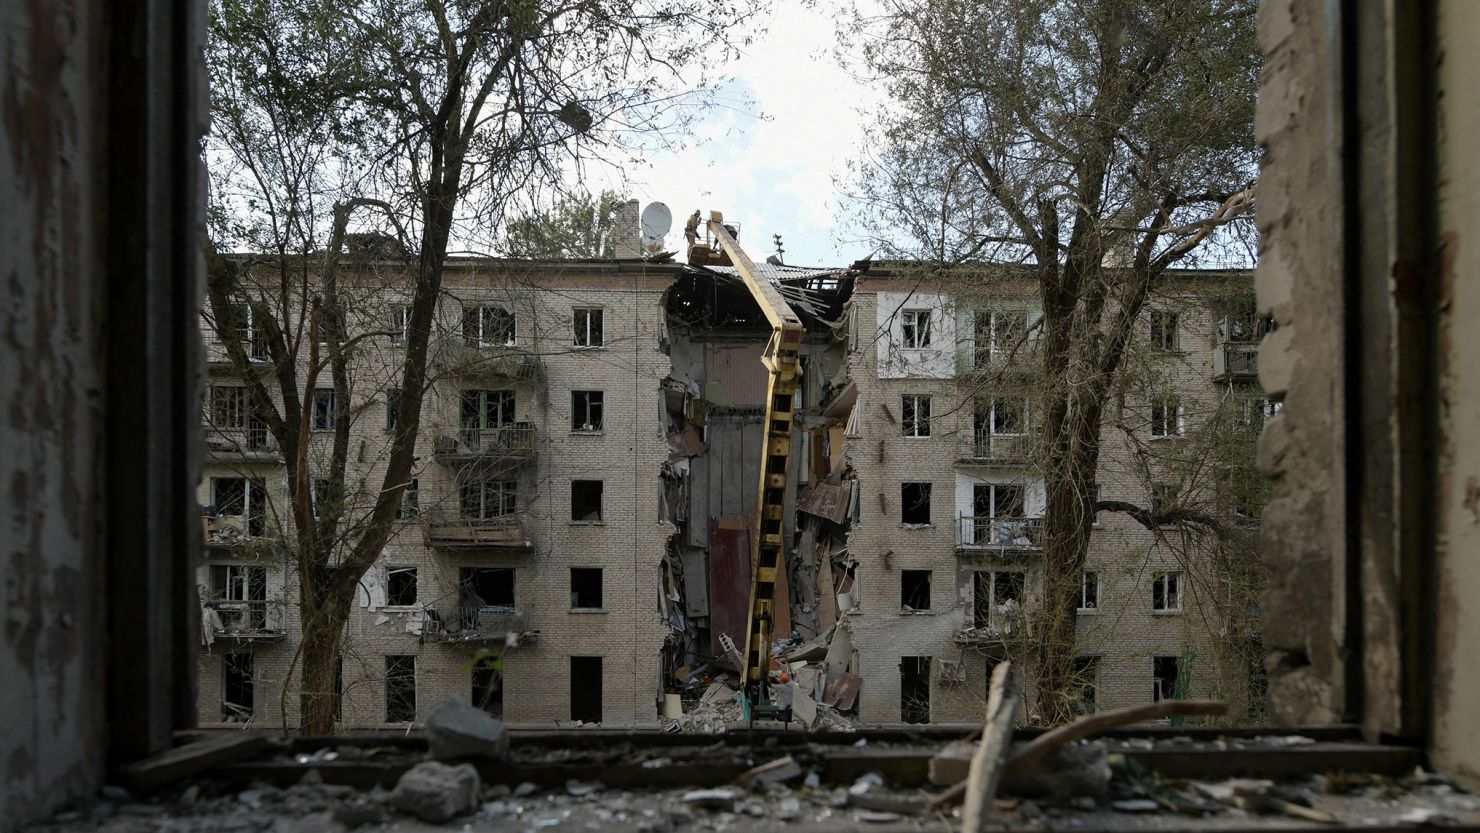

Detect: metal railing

[434,336,542,380]
[969,433,1030,462]
[424,607,529,642]
[956,515,1043,550]
[1214,341,1258,381]
[434,424,537,464]
[203,599,283,637]
[422,511,530,548]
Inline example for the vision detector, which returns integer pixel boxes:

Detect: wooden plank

[961,662,1020,833]
[708,518,752,659]
[122,733,273,792]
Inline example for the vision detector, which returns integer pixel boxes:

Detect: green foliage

[505,191,628,259]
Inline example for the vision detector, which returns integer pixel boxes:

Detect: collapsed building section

[656,230,864,730]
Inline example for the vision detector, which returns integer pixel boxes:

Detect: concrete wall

[1,0,109,822]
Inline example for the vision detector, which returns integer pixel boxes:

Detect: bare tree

[204,0,762,734]
[840,0,1259,722]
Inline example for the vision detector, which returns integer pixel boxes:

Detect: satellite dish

[640,202,672,255]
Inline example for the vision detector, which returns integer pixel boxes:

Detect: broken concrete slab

[734,755,802,789]
[120,733,271,793]
[426,698,509,761]
[793,685,818,727]
[389,761,480,822]
[822,672,861,711]
[822,622,853,684]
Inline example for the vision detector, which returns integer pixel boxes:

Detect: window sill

[572,345,606,351]
[570,430,604,436]
[382,605,419,613]
[569,608,607,614]
[1077,608,1099,615]
[1152,609,1183,616]
[900,523,934,529]
[569,520,605,526]
[1148,435,1185,442]
[899,608,937,616]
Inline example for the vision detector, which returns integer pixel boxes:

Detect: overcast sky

[587,2,884,267]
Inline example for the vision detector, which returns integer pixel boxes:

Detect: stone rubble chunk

[1111,799,1162,813]
[426,697,510,761]
[333,797,389,829]
[389,761,481,823]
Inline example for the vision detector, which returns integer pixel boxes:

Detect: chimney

[614,199,640,259]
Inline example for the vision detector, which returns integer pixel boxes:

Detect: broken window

[246,416,271,451]
[974,309,1027,365]
[573,307,604,348]
[1153,571,1183,612]
[1240,396,1282,432]
[460,567,515,610]
[210,476,267,535]
[472,653,503,718]
[1150,397,1185,438]
[209,564,268,631]
[900,482,931,525]
[209,385,246,429]
[1151,310,1180,351]
[571,480,603,522]
[1080,570,1099,611]
[991,397,1026,434]
[222,652,254,723]
[570,568,603,609]
[460,479,516,519]
[397,479,419,520]
[1152,655,1181,702]
[901,393,931,437]
[311,388,336,431]
[572,390,604,432]
[390,304,411,347]
[570,656,603,723]
[973,569,1025,629]
[900,309,931,348]
[385,388,399,432]
[900,569,931,610]
[1090,481,1101,525]
[385,655,416,723]
[311,478,333,519]
[386,567,417,607]
[900,656,931,723]
[459,389,516,443]
[462,305,516,347]
[1071,656,1099,714]
[228,303,269,361]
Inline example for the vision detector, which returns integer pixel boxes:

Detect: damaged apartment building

[196,213,1266,729]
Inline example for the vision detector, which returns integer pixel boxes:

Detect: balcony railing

[965,433,1031,464]
[201,514,279,548]
[1214,341,1259,382]
[203,428,282,461]
[956,515,1043,551]
[433,423,537,469]
[424,607,533,643]
[433,336,542,381]
[202,599,285,640]
[422,511,532,550]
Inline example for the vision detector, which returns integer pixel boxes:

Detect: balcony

[423,607,536,644]
[433,337,542,382]
[202,599,285,642]
[433,423,537,470]
[953,622,1018,648]
[201,514,282,553]
[956,515,1043,554]
[955,347,1036,380]
[422,511,533,551]
[204,428,282,463]
[961,433,1031,466]
[1214,341,1259,383]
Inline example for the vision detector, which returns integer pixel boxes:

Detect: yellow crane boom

[697,213,804,718]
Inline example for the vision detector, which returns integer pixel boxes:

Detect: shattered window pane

[1153,571,1182,611]
[210,385,246,429]
[385,655,416,723]
[572,390,604,432]
[1151,310,1179,350]
[574,307,604,347]
[311,388,336,431]
[901,309,931,348]
[386,567,417,606]
[901,394,931,437]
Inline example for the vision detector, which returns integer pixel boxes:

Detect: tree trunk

[298,583,354,735]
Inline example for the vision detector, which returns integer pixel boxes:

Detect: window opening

[901,482,931,525]
[1151,310,1179,351]
[901,394,931,437]
[901,309,931,348]
[462,305,516,347]
[570,656,603,723]
[1153,570,1183,612]
[222,652,254,723]
[1081,570,1100,611]
[311,388,336,431]
[571,480,603,522]
[900,656,931,723]
[385,655,416,723]
[900,570,931,610]
[570,568,604,609]
[574,308,604,348]
[572,390,604,432]
[386,567,418,606]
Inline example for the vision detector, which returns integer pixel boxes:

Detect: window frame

[1150,397,1185,438]
[573,307,605,348]
[389,304,411,347]
[900,569,932,611]
[462,304,516,348]
[901,393,932,437]
[571,390,604,433]
[900,481,933,525]
[209,385,247,430]
[1152,570,1183,613]
[571,479,604,523]
[384,655,417,723]
[397,478,419,520]
[900,309,932,349]
[385,388,400,433]
[1079,570,1100,612]
[1150,309,1180,351]
[460,478,516,520]
[570,567,604,610]
[311,388,336,432]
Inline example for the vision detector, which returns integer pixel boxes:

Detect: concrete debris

[734,755,802,788]
[388,761,481,822]
[566,779,603,797]
[426,697,510,761]
[1111,798,1162,813]
[683,787,741,809]
[332,796,389,828]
